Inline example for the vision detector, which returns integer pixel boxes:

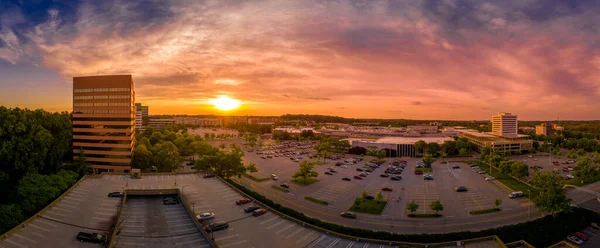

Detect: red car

[414,171,423,175]
[353,176,363,180]
[236,198,251,205]
[574,232,589,241]
[381,187,393,192]
[252,208,267,216]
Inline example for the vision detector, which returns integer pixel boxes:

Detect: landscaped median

[407,214,442,218]
[223,178,600,248]
[414,167,433,173]
[291,178,319,186]
[304,196,329,205]
[271,185,290,193]
[349,198,386,214]
[469,208,501,215]
[243,173,271,182]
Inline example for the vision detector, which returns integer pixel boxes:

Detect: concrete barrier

[178,189,218,248]
[0,175,89,240]
[218,177,507,248]
[107,192,127,248]
[505,240,535,248]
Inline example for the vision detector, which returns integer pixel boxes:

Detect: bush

[304,196,328,205]
[243,173,270,182]
[469,208,501,215]
[349,198,386,214]
[224,179,600,247]
[407,214,442,218]
[271,185,290,193]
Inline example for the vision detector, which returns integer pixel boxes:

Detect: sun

[209,96,241,111]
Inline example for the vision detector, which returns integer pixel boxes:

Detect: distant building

[135,103,148,126]
[350,136,454,157]
[535,123,564,136]
[174,117,222,126]
[72,75,135,173]
[247,117,279,125]
[148,118,175,130]
[135,110,143,130]
[406,125,438,134]
[491,112,518,137]
[519,127,536,134]
[458,130,532,153]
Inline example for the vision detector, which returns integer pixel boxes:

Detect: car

[341,165,348,168]
[455,186,468,192]
[271,174,278,180]
[566,235,584,245]
[325,171,333,175]
[236,198,252,205]
[329,169,337,173]
[574,232,589,241]
[196,212,215,220]
[353,176,363,180]
[380,173,390,177]
[414,170,423,175]
[76,232,107,244]
[424,175,433,180]
[280,183,290,188]
[391,176,402,181]
[340,212,357,218]
[566,174,575,179]
[252,208,267,216]
[203,174,215,178]
[365,195,375,200]
[244,205,260,213]
[381,187,393,192]
[359,173,367,177]
[592,223,600,230]
[327,167,334,170]
[107,192,123,197]
[365,168,374,172]
[342,177,351,181]
[451,165,460,169]
[485,177,495,181]
[356,168,364,172]
[472,166,479,169]
[261,156,266,159]
[205,222,229,233]
[478,170,486,174]
[163,197,179,205]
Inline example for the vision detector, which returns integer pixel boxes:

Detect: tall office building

[134,103,149,129]
[491,112,518,137]
[72,75,135,173]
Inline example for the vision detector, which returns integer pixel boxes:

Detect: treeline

[531,135,600,153]
[0,107,81,234]
[414,137,477,157]
[225,123,271,134]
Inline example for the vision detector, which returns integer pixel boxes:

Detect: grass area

[304,196,329,205]
[477,165,538,197]
[313,161,328,165]
[564,174,600,186]
[291,177,319,186]
[415,167,433,173]
[243,173,271,182]
[469,208,501,215]
[349,198,387,215]
[271,185,290,193]
[407,213,442,218]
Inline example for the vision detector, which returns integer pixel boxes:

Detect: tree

[552,145,562,156]
[429,200,444,215]
[376,149,387,159]
[574,157,597,182]
[246,163,258,174]
[593,152,600,164]
[292,160,319,185]
[361,190,368,198]
[152,141,182,172]
[300,130,315,139]
[530,171,571,216]
[0,204,25,233]
[414,140,427,154]
[458,148,468,157]
[132,144,153,170]
[406,200,419,215]
[498,161,513,175]
[204,133,210,139]
[428,142,441,155]
[494,198,503,209]
[567,149,578,159]
[577,148,587,157]
[314,139,331,161]
[421,154,436,167]
[376,192,383,201]
[510,161,529,178]
[366,146,379,158]
[219,143,226,149]
[70,148,91,176]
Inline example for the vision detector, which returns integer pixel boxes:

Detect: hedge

[469,208,501,215]
[243,173,270,182]
[225,179,600,247]
[304,196,329,205]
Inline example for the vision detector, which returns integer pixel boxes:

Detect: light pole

[191,201,196,215]
[548,142,552,168]
[527,189,531,220]
[489,143,494,176]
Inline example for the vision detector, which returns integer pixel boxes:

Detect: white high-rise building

[135,110,143,130]
[491,112,518,137]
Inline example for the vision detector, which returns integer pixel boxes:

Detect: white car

[272,174,278,180]
[485,177,495,181]
[341,165,348,168]
[197,212,215,220]
[472,166,479,169]
[566,174,575,179]
[567,235,584,245]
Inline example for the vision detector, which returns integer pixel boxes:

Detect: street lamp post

[527,189,531,220]
[548,142,552,168]
[191,202,195,215]
[489,143,494,176]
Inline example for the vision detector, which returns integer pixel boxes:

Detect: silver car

[197,212,215,220]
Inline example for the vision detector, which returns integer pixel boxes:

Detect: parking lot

[114,195,210,247]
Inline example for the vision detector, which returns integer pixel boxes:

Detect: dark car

[325,171,333,175]
[244,205,261,213]
[205,222,229,233]
[365,169,374,173]
[452,165,460,169]
[380,174,390,177]
[391,176,402,181]
[329,169,337,173]
[163,197,179,205]
[342,177,351,181]
[424,176,434,180]
[365,195,375,200]
[340,212,357,219]
[335,162,343,166]
[280,183,290,188]
[76,232,107,244]
[353,176,363,180]
[455,186,468,192]
[107,192,123,197]
[381,187,393,192]
[356,168,364,172]
[414,171,423,175]
[203,174,215,178]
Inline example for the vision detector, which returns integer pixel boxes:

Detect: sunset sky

[0,0,599,120]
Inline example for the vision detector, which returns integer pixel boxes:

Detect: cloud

[0,0,599,119]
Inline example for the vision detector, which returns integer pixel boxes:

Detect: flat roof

[372,136,454,144]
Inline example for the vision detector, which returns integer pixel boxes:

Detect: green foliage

[429,200,444,215]
[361,190,368,198]
[131,144,153,170]
[509,161,529,178]
[421,154,436,166]
[576,148,587,157]
[194,145,246,178]
[406,200,419,214]
[469,208,501,215]
[552,145,562,156]
[304,196,328,205]
[349,198,386,214]
[17,170,79,214]
[593,152,600,164]
[0,204,25,233]
[151,141,182,172]
[243,173,270,182]
[376,192,383,201]
[427,142,441,155]
[292,160,319,185]
[246,163,258,173]
[414,140,427,154]
[495,198,503,208]
[69,149,91,176]
[567,149,578,159]
[225,178,600,247]
[573,156,598,182]
[530,171,571,216]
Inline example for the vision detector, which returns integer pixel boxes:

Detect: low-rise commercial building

[350,136,454,157]
[535,123,564,136]
[148,118,175,130]
[174,117,222,126]
[458,130,532,153]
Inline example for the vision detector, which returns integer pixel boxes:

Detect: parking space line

[31,232,44,238]
[45,211,67,217]
[170,223,194,228]
[92,217,110,221]
[286,227,305,239]
[97,207,115,211]
[176,238,205,246]
[276,223,296,234]
[346,241,355,248]
[37,219,57,227]
[220,192,239,197]
[13,234,36,244]
[55,204,77,209]
[4,239,27,248]
[266,220,287,230]
[28,224,50,232]
[52,207,72,214]
[307,234,327,247]
[220,240,248,248]
[296,230,316,244]
[259,216,279,225]
[215,234,240,242]
[326,238,341,248]
[363,243,369,248]
[60,199,80,205]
